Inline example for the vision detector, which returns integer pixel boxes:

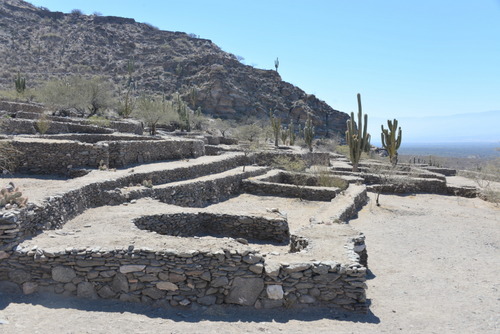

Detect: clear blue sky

[28,0,500,142]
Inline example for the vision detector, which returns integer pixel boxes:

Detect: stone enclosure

[0,102,475,313]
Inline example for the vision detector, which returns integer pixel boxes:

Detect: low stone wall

[336,186,368,222]
[134,212,289,243]
[14,111,143,134]
[205,136,238,146]
[0,101,44,113]
[9,139,110,174]
[3,137,205,174]
[0,247,367,311]
[42,134,159,143]
[243,170,340,201]
[107,139,205,168]
[1,118,114,135]
[421,166,456,176]
[251,151,331,167]
[0,119,37,135]
[366,177,447,194]
[0,154,248,251]
[121,167,267,208]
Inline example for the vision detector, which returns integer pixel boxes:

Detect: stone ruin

[0,101,475,312]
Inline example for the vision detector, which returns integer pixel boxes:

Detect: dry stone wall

[107,139,204,168]
[252,151,331,167]
[13,110,143,135]
[0,148,369,312]
[1,118,115,135]
[133,212,290,243]
[0,247,367,311]
[3,137,205,174]
[42,134,159,143]
[9,139,110,174]
[243,170,341,201]
[0,101,44,113]
[0,154,248,251]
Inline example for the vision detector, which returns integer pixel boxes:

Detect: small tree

[304,117,314,152]
[211,118,235,137]
[84,77,114,115]
[37,76,114,116]
[235,123,263,172]
[134,95,177,135]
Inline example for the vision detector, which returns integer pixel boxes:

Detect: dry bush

[367,163,419,206]
[311,166,348,190]
[35,113,51,134]
[460,159,500,205]
[272,155,307,172]
[0,141,19,173]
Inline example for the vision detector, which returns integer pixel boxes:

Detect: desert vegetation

[345,94,370,172]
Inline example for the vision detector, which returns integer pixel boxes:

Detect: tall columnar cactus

[381,119,402,166]
[270,112,281,147]
[288,121,296,146]
[346,93,371,172]
[280,126,289,145]
[304,117,315,152]
[274,57,279,72]
[15,72,26,94]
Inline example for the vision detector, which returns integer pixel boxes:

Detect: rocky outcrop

[0,0,349,136]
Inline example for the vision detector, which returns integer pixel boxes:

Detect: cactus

[270,112,281,147]
[280,126,289,145]
[288,121,296,146]
[1,183,28,208]
[15,72,26,94]
[381,119,402,166]
[346,93,371,172]
[174,94,191,132]
[274,57,279,72]
[304,117,315,152]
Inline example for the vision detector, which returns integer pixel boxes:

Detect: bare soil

[1,193,498,333]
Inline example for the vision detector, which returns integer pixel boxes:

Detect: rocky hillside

[0,0,349,136]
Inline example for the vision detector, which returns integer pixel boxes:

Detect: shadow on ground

[0,291,380,325]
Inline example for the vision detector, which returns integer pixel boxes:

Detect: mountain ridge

[0,0,349,136]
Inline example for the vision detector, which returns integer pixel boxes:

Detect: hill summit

[0,0,349,136]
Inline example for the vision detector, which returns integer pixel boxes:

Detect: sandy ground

[1,192,498,333]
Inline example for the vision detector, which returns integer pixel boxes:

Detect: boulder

[77,282,98,299]
[225,277,264,306]
[52,266,76,283]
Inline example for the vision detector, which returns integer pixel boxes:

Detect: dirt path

[1,193,498,333]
